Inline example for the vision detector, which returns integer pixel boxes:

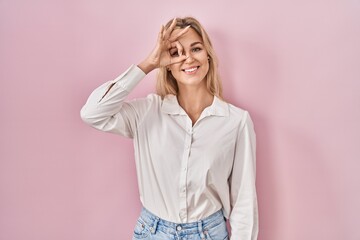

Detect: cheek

[201,54,210,67]
[203,59,210,72]
[169,63,181,73]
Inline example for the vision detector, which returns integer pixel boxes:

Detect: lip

[182,66,200,74]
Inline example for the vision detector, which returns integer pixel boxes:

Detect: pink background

[1,0,359,239]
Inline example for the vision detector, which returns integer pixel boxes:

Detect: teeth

[184,67,197,73]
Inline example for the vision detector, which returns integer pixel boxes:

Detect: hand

[138,18,190,74]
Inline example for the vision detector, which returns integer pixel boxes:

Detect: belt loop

[150,216,160,234]
[197,220,205,240]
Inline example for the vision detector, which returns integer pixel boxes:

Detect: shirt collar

[161,94,229,117]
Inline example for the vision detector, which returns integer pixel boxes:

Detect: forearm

[229,196,259,240]
[138,60,157,74]
[80,65,145,131]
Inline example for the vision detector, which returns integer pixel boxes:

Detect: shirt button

[176,225,182,231]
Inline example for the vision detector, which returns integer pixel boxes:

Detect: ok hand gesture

[139,18,190,74]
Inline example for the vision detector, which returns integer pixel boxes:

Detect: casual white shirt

[80,65,258,240]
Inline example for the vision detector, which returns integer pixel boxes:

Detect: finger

[171,41,184,56]
[168,25,191,42]
[163,18,177,40]
[169,55,187,65]
[158,25,164,42]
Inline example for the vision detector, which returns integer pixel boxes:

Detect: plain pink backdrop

[1,0,359,240]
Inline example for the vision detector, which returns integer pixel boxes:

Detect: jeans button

[176,225,182,231]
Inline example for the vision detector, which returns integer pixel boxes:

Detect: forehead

[171,28,202,46]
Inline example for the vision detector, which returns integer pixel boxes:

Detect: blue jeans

[132,207,229,240]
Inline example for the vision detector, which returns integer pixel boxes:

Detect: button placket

[178,121,193,222]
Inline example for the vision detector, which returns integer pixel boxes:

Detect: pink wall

[1,0,359,239]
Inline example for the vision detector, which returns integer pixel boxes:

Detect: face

[168,28,209,88]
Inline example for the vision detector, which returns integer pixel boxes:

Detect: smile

[182,66,200,74]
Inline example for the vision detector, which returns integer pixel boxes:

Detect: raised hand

[138,18,190,74]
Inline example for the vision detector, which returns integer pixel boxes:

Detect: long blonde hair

[156,17,223,99]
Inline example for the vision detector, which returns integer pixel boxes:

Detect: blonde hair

[156,17,223,99]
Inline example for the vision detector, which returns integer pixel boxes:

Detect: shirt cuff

[113,64,146,92]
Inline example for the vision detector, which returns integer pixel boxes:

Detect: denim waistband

[138,207,225,237]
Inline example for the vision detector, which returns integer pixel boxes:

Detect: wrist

[138,60,156,74]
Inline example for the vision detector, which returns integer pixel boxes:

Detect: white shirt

[80,65,258,240]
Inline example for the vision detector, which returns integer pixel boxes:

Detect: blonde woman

[81,17,258,240]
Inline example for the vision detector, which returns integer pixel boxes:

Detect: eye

[169,48,179,57]
[192,47,202,52]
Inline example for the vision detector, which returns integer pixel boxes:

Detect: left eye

[192,47,201,52]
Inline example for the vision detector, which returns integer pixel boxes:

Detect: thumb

[170,55,187,65]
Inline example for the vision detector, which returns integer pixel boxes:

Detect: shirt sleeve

[80,64,149,138]
[228,111,259,240]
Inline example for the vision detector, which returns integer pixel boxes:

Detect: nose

[184,54,195,63]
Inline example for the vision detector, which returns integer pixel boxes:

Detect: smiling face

[168,28,209,89]
[156,17,223,99]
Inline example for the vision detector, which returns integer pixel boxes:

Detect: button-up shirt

[80,65,258,240]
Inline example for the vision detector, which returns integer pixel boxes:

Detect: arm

[228,111,259,240]
[80,18,190,136]
[80,65,147,137]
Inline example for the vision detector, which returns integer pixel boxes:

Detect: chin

[177,76,206,86]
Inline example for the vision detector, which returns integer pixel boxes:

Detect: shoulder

[123,93,162,112]
[225,101,254,130]
[225,101,251,120]
[145,93,162,101]
[227,102,248,117]
[128,93,162,104]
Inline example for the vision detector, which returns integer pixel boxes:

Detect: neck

[177,84,214,125]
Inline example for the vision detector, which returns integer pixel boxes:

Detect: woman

[81,17,258,240]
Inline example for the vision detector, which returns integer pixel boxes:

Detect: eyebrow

[190,41,203,47]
